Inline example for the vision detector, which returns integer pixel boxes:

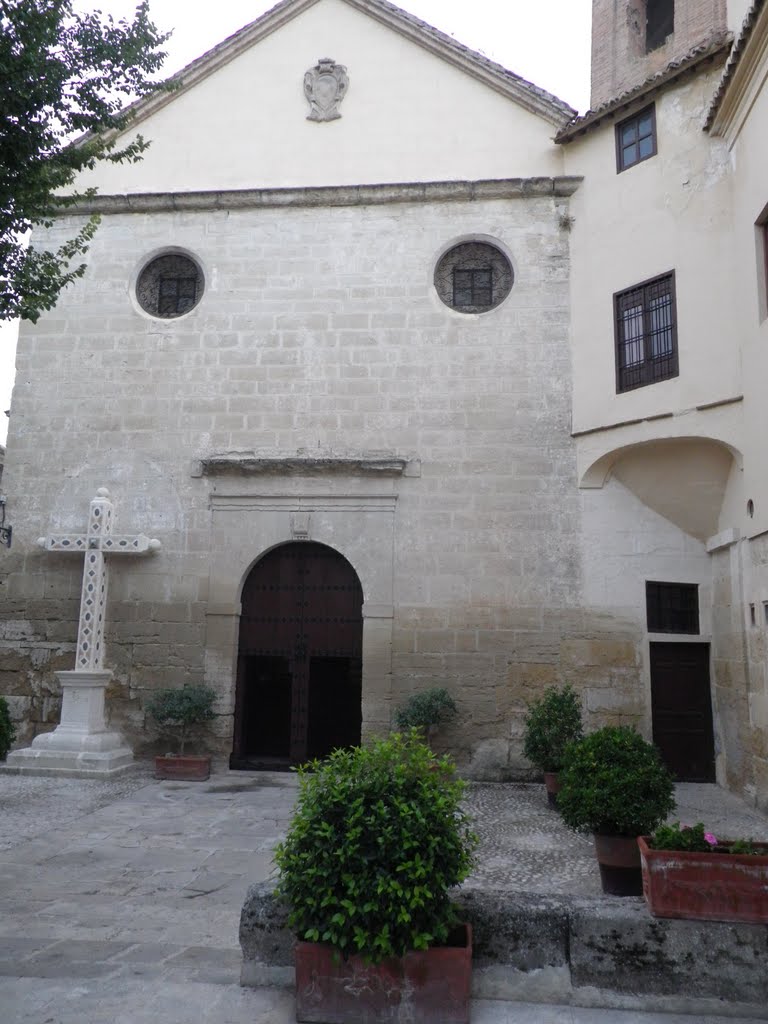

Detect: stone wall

[0,182,725,776]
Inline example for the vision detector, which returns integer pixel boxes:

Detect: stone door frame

[203,489,398,750]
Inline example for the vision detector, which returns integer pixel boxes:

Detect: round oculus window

[136,253,204,319]
[434,241,513,314]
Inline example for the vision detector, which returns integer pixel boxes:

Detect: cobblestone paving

[464,783,601,895]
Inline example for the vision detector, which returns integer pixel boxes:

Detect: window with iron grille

[646,0,674,52]
[434,241,513,313]
[453,268,492,309]
[136,252,204,319]
[616,105,656,173]
[646,582,699,634]
[158,275,197,317]
[614,272,677,392]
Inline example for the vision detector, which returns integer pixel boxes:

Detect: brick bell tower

[590,0,729,109]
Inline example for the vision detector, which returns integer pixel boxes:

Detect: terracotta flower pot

[154,754,211,781]
[294,923,472,1024]
[543,771,561,809]
[594,833,643,896]
[638,836,768,923]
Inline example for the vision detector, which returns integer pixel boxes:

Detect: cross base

[4,670,135,778]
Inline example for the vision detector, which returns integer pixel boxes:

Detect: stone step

[239,882,768,1020]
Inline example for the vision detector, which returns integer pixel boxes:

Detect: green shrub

[0,696,16,760]
[145,684,216,755]
[394,687,457,735]
[274,730,478,963]
[522,684,583,773]
[557,725,675,837]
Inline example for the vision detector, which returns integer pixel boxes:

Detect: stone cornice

[61,177,583,216]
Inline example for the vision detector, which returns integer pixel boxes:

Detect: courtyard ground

[0,763,766,1023]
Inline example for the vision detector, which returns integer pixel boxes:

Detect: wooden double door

[231,542,363,769]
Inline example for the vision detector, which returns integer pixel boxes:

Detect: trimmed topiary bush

[145,684,216,755]
[394,687,457,737]
[522,683,583,773]
[557,725,675,837]
[274,730,478,963]
[0,696,16,760]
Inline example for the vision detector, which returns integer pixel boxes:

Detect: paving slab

[0,763,765,1024]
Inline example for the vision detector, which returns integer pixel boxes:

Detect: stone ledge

[194,454,409,477]
[60,177,583,216]
[239,881,768,1018]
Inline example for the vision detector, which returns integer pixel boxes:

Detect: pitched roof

[113,0,575,134]
[705,0,768,130]
[555,33,730,144]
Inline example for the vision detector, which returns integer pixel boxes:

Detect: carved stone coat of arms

[304,58,349,122]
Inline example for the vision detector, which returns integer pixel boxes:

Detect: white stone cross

[38,487,161,672]
[5,488,163,775]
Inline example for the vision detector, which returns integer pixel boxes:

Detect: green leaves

[0,695,16,760]
[275,731,478,963]
[145,684,216,756]
[0,0,171,321]
[522,684,583,773]
[394,687,457,733]
[557,725,675,837]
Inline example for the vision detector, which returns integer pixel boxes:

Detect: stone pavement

[0,764,766,1024]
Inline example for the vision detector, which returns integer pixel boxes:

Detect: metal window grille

[453,268,493,308]
[646,582,699,634]
[646,0,674,52]
[158,276,197,316]
[616,106,656,171]
[615,273,677,391]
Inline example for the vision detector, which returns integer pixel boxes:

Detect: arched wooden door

[231,542,363,769]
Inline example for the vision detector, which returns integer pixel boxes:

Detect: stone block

[469,739,510,780]
[3,695,32,720]
[569,900,768,1003]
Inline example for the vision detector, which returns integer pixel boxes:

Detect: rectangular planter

[154,754,211,781]
[295,923,472,1024]
[638,836,768,924]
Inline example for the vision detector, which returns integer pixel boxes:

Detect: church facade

[1,0,766,806]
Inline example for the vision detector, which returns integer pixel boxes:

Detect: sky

[0,0,593,447]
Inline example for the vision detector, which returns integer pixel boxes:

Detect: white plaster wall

[727,52,768,540]
[74,0,564,195]
[564,70,739,439]
[580,476,714,734]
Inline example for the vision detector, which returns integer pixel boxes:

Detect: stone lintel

[198,454,409,477]
[60,177,584,217]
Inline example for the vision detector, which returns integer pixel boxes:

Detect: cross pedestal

[6,488,161,777]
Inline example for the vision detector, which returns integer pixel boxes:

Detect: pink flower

[704,832,718,846]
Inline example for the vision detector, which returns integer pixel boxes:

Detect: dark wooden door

[231,543,363,769]
[650,641,715,782]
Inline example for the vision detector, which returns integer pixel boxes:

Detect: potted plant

[146,684,217,780]
[557,725,675,896]
[274,730,478,1024]
[522,683,583,807]
[639,822,768,923]
[0,696,16,760]
[394,687,457,748]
